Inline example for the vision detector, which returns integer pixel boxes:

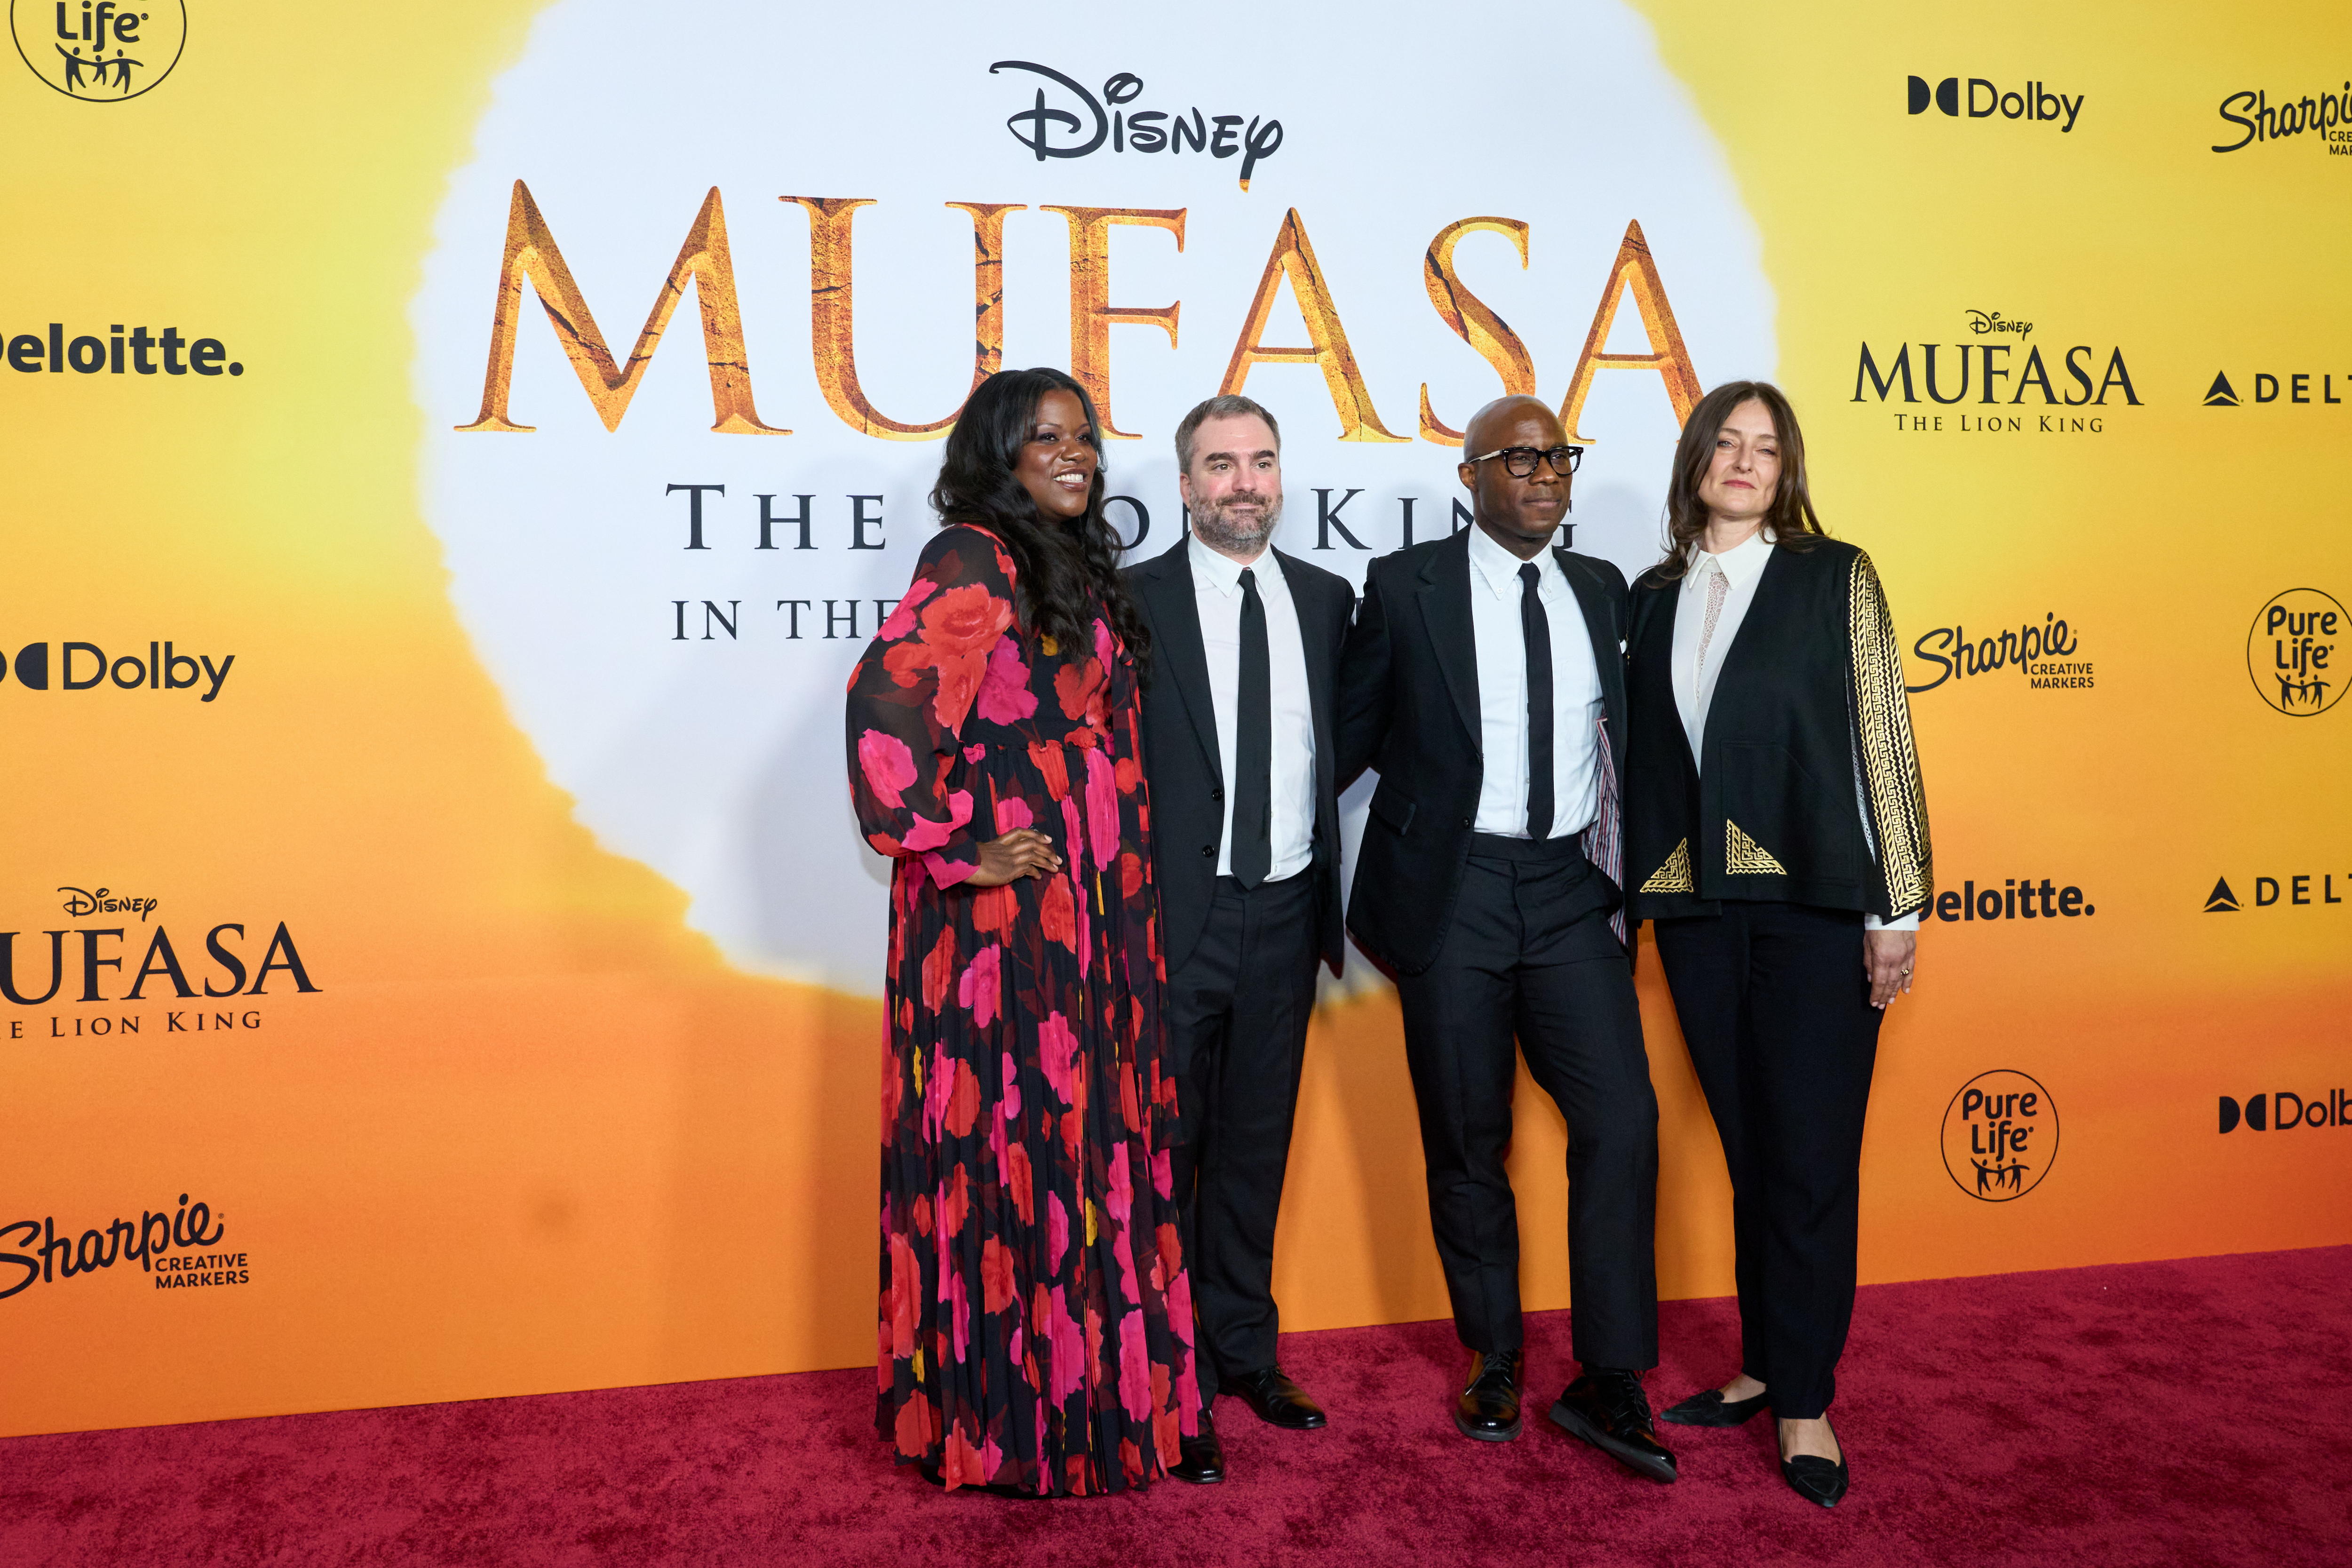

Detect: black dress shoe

[1659,1386,1772,1427]
[1549,1368,1678,1482]
[1453,1349,1524,1441]
[1219,1366,1327,1430]
[1170,1409,1225,1484]
[1780,1421,1850,1507]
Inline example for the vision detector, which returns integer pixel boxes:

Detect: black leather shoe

[1219,1366,1327,1430]
[1170,1409,1225,1484]
[1453,1349,1524,1441]
[1660,1386,1772,1427]
[1780,1421,1849,1507]
[1549,1368,1678,1482]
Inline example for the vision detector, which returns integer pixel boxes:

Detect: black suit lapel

[1415,529,1480,746]
[1557,548,1625,729]
[1136,542,1222,781]
[1274,549,1338,818]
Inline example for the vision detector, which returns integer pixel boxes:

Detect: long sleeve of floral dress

[845,524,1197,1497]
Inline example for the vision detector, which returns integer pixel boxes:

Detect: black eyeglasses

[1466,445,1582,478]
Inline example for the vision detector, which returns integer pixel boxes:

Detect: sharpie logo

[0,1191,228,1301]
[2210,81,2352,156]
[990,61,1283,189]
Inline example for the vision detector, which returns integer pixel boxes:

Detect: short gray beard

[1191,491,1282,556]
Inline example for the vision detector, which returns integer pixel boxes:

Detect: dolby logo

[1907,75,2084,132]
[2,641,234,701]
[2218,1091,2349,1133]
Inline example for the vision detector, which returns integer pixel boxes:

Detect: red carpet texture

[4,1247,2348,1568]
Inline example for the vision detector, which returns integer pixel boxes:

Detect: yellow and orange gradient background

[2,0,2347,1436]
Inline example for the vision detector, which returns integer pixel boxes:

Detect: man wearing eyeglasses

[1336,395,1673,1483]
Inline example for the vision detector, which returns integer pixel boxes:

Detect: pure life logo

[990,61,1284,190]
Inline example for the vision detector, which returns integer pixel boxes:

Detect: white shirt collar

[1687,526,1774,591]
[1466,522,1558,600]
[1188,532,1279,596]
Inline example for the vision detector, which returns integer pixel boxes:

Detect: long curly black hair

[929,366,1150,675]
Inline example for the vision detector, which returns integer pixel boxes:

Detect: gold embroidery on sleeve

[1725,820,1787,875]
[1849,552,1933,914]
[1640,838,1693,893]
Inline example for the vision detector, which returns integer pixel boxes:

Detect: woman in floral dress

[845,367,1199,1495]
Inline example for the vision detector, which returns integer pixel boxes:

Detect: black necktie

[1231,567,1273,887]
[1520,562,1554,841]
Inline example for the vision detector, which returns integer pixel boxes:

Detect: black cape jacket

[1624,537,1932,923]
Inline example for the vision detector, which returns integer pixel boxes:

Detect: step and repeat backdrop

[2,0,2346,1436]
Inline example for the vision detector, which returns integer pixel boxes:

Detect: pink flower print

[1047,1284,1085,1404]
[993,796,1033,834]
[877,576,939,641]
[900,788,973,852]
[857,730,918,810]
[1118,1313,1152,1420]
[1085,747,1120,869]
[1038,1012,1080,1107]
[1048,1192,1070,1277]
[1152,1146,1173,1199]
[957,943,1001,1028]
[999,1052,1022,1122]
[976,638,1039,725]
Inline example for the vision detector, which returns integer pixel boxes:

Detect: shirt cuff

[1862,912,1920,932]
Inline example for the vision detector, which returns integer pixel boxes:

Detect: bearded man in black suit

[1125,394,1354,1485]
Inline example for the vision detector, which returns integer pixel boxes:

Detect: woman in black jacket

[1626,382,1931,1508]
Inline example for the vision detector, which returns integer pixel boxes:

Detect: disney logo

[1965,309,2032,337]
[989,61,1284,190]
[59,885,158,921]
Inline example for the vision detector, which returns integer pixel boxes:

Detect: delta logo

[2202,369,2347,406]
[2203,872,2346,912]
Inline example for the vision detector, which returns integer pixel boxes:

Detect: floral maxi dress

[845,523,1199,1495]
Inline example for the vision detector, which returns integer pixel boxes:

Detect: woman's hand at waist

[965,829,1063,888]
[1864,928,1915,1010]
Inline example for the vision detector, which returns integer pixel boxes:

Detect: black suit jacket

[1336,526,1630,976]
[1623,537,1933,923]
[1126,539,1354,977]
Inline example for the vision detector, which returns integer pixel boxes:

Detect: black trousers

[1652,900,1884,1420]
[1164,869,1320,1403]
[1394,836,1659,1369]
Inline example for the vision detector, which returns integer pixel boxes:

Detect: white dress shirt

[1190,534,1316,883]
[1671,529,1916,931]
[1465,524,1603,840]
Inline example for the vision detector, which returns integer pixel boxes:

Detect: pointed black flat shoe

[1659,1387,1772,1427]
[1780,1420,1850,1508]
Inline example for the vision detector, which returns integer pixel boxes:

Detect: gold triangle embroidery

[1726,819,1787,875]
[1640,838,1693,894]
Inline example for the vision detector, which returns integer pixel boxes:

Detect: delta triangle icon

[2203,372,2239,407]
[2204,876,2241,912]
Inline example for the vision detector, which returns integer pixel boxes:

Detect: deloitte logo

[9,2,185,101]
[1941,1070,2058,1202]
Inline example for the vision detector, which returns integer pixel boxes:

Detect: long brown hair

[1657,380,1828,579]
[928,367,1150,675]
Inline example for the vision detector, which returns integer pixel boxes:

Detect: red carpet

[4,1247,2347,1567]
